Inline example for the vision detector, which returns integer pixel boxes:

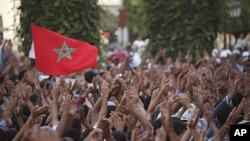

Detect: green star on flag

[31,24,98,76]
[54,41,76,62]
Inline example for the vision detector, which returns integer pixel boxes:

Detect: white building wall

[0,0,19,40]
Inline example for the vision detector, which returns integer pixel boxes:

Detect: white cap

[232,49,241,55]
[242,51,249,57]
[220,49,232,58]
[39,75,49,82]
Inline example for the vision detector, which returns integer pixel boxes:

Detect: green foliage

[144,0,228,58]
[230,0,250,33]
[15,0,101,56]
[123,0,250,58]
[123,0,147,37]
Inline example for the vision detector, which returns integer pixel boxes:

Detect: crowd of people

[0,33,250,141]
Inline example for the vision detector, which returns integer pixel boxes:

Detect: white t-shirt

[132,40,145,48]
[130,52,141,67]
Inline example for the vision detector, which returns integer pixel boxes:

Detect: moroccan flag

[31,24,98,76]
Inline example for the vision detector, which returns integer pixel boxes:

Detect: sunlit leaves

[15,0,101,56]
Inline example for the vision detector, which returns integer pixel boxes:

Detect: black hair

[5,128,17,141]
[153,117,187,136]
[232,92,243,107]
[216,92,243,126]
[84,69,96,83]
[80,129,92,141]
[143,96,151,111]
[0,129,6,141]
[111,131,127,141]
[106,105,116,118]
[153,119,161,135]
[63,128,81,141]
[22,104,30,117]
[29,94,38,105]
[72,119,81,131]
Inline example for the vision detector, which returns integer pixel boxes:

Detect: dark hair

[0,129,6,141]
[232,92,243,107]
[153,117,187,136]
[29,94,38,105]
[80,129,92,141]
[153,119,161,135]
[72,119,81,131]
[172,117,187,135]
[106,105,116,118]
[22,104,30,117]
[111,131,127,141]
[84,70,96,83]
[143,96,151,110]
[5,128,17,141]
[63,128,81,141]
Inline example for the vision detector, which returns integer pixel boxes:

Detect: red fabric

[31,24,98,76]
[107,52,126,61]
[75,97,85,106]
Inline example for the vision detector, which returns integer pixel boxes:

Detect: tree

[123,0,250,58]
[122,0,147,40]
[144,0,228,58]
[15,0,101,56]
[228,0,250,33]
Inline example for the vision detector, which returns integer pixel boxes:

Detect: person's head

[63,128,81,141]
[126,45,132,51]
[153,117,187,139]
[137,36,142,40]
[111,131,127,141]
[106,105,116,118]
[112,57,120,66]
[72,119,81,131]
[23,56,31,67]
[80,129,92,141]
[110,78,121,95]
[29,126,60,141]
[84,69,96,83]
[5,128,17,141]
[2,40,12,52]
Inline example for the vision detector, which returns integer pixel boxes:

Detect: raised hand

[15,100,23,117]
[101,80,110,98]
[84,128,103,141]
[31,105,49,119]
[21,83,32,101]
[188,108,201,141]
[97,118,113,140]
[120,90,139,114]
[60,94,73,113]
[23,69,37,86]
[159,99,178,141]
[110,111,125,131]
[69,100,77,116]
[52,82,60,98]
[0,84,5,100]
[131,128,146,141]
[188,107,200,129]
[177,92,192,109]
[3,111,13,127]
[124,114,137,130]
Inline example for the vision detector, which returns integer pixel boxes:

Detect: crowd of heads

[0,35,250,141]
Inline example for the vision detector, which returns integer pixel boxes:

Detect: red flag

[31,24,98,76]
